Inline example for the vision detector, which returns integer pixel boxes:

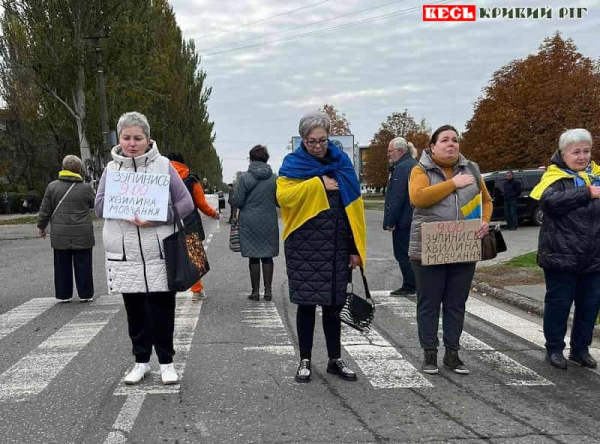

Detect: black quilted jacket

[285,188,357,306]
[537,152,600,273]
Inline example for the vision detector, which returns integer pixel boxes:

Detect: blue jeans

[504,199,518,229]
[543,270,600,355]
[392,228,415,290]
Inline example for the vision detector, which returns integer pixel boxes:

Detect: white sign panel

[103,171,170,221]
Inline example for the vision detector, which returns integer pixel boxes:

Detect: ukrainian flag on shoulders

[461,193,482,220]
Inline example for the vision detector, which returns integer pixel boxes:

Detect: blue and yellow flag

[530,162,600,200]
[461,193,482,220]
[277,142,367,267]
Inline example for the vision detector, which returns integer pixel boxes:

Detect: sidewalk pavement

[0,212,38,221]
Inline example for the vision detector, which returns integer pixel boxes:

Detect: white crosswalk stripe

[371,291,553,386]
[0,300,121,402]
[0,298,57,341]
[113,293,204,395]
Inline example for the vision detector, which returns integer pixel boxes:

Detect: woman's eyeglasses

[305,138,329,147]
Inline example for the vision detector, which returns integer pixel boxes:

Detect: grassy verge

[475,250,544,287]
[363,201,384,211]
[0,216,38,225]
[362,194,385,201]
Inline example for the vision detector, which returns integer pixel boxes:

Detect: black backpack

[182,174,205,241]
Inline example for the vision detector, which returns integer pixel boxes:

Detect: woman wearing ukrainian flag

[408,125,493,376]
[530,128,600,371]
[277,111,366,383]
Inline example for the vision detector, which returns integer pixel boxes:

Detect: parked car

[482,168,545,226]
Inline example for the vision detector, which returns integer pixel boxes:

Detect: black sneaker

[422,350,438,374]
[390,287,416,297]
[443,349,470,374]
[327,359,357,381]
[568,352,596,369]
[295,359,311,383]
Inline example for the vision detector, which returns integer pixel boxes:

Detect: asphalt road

[1,211,599,444]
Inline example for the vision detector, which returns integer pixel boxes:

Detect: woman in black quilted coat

[277,111,365,383]
[531,128,600,370]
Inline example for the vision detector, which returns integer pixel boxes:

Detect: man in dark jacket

[383,137,418,296]
[503,171,522,230]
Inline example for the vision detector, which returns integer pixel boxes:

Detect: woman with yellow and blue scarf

[277,111,366,383]
[531,128,600,370]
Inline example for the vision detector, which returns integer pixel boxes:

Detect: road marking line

[103,393,146,444]
[242,302,294,353]
[373,293,552,385]
[466,298,600,375]
[113,293,203,395]
[341,323,433,389]
[0,298,56,341]
[0,306,120,402]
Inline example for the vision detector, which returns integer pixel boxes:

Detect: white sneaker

[192,290,207,301]
[160,363,178,385]
[124,363,151,385]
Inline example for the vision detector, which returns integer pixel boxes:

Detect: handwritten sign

[421,220,481,265]
[103,171,170,221]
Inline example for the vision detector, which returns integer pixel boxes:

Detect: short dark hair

[430,125,459,146]
[249,145,269,162]
[167,152,185,163]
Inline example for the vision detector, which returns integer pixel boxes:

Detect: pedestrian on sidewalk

[37,155,96,303]
[227,183,237,224]
[530,128,600,370]
[95,112,194,386]
[232,145,279,301]
[167,152,220,302]
[277,111,366,383]
[409,124,493,376]
[383,137,418,296]
[503,171,522,230]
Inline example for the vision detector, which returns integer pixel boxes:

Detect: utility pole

[94,44,111,165]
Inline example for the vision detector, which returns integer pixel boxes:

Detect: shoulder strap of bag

[348,267,372,300]
[51,183,77,220]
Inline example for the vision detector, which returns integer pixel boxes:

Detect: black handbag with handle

[163,206,201,292]
[340,267,375,333]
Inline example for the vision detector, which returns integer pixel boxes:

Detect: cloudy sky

[169,0,599,182]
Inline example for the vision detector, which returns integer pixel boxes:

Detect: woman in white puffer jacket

[95,112,194,385]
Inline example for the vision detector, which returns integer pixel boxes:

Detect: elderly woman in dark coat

[277,111,366,383]
[37,155,96,302]
[232,145,279,301]
[531,128,600,370]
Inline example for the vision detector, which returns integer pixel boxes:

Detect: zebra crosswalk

[0,289,598,406]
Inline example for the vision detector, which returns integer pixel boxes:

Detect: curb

[472,278,600,338]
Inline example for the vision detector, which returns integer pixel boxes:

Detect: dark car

[482,169,545,226]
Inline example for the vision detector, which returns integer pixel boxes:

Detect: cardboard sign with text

[421,220,481,265]
[103,171,170,221]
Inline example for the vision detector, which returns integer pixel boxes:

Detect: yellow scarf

[530,162,600,200]
[58,170,82,180]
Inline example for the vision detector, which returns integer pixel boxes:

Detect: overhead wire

[200,0,452,58]
[194,0,333,41]
[198,0,411,53]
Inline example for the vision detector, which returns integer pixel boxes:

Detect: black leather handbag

[481,224,507,260]
[340,267,375,333]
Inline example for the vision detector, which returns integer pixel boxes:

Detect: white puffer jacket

[96,143,194,294]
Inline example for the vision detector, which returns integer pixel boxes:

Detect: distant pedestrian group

[35,109,600,390]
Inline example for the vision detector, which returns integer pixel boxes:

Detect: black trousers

[53,248,94,300]
[411,261,476,351]
[122,291,176,364]
[392,228,416,290]
[296,304,343,360]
